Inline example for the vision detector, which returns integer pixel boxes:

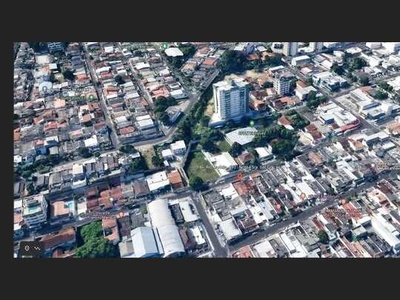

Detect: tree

[63,69,75,81]
[218,50,248,74]
[201,116,210,127]
[375,90,388,100]
[263,81,273,89]
[26,183,35,195]
[22,170,32,179]
[306,77,314,86]
[266,47,273,53]
[115,75,125,85]
[317,230,329,244]
[289,79,297,93]
[129,157,148,173]
[351,57,367,70]
[378,81,393,92]
[331,62,344,75]
[159,112,170,125]
[229,142,243,157]
[75,236,119,258]
[152,155,164,167]
[119,145,135,154]
[166,96,177,106]
[104,169,111,175]
[94,152,101,157]
[13,113,19,120]
[189,176,204,191]
[80,221,103,243]
[359,75,370,86]
[272,140,296,160]
[79,148,92,158]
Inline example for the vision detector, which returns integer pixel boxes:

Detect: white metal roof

[84,135,98,148]
[146,172,170,192]
[164,47,184,57]
[131,227,160,258]
[178,201,199,223]
[219,218,242,241]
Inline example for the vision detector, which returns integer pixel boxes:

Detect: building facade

[273,72,292,95]
[282,42,298,56]
[213,79,249,122]
[22,194,48,228]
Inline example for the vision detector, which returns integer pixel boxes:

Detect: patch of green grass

[217,140,231,152]
[185,151,218,182]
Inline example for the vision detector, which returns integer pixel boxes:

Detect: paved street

[82,43,120,149]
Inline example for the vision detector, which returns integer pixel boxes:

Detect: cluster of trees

[199,127,224,153]
[285,110,310,130]
[218,50,283,75]
[119,144,136,154]
[331,62,345,75]
[378,81,394,92]
[374,90,388,100]
[306,91,328,109]
[189,176,205,191]
[343,57,367,71]
[167,44,196,69]
[253,125,299,161]
[28,42,48,53]
[63,69,75,81]
[75,222,119,258]
[128,156,148,173]
[154,96,178,125]
[229,142,243,157]
[114,75,125,85]
[16,155,61,179]
[174,82,215,143]
[317,230,329,244]
[79,148,92,158]
[358,75,370,86]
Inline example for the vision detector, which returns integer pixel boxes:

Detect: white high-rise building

[282,42,298,56]
[310,42,323,52]
[273,71,293,95]
[213,78,249,121]
[22,194,48,228]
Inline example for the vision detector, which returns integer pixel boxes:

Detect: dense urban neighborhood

[14,41,400,258]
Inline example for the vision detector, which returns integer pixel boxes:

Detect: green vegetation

[263,81,273,89]
[62,69,76,81]
[317,230,329,244]
[115,75,125,85]
[331,62,345,75]
[189,176,205,191]
[200,115,211,127]
[128,156,148,173]
[359,75,370,86]
[229,142,243,158]
[306,91,328,109]
[344,57,367,71]
[285,110,310,130]
[119,144,136,154]
[28,42,47,53]
[218,50,283,75]
[152,155,164,167]
[253,125,299,161]
[94,152,101,157]
[199,127,224,153]
[154,96,178,126]
[79,148,92,158]
[76,221,119,258]
[217,140,231,152]
[378,81,393,92]
[185,152,218,182]
[374,90,388,100]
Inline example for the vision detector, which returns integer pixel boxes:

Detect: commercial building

[145,171,170,193]
[212,78,249,122]
[47,42,65,53]
[119,227,162,258]
[147,199,185,257]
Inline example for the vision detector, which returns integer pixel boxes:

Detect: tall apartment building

[22,194,48,228]
[273,71,294,95]
[282,42,298,57]
[309,42,324,52]
[213,78,249,121]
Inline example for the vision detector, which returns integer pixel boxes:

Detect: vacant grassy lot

[185,151,218,182]
[217,140,231,152]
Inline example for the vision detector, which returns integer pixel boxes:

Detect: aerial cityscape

[13,41,400,258]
